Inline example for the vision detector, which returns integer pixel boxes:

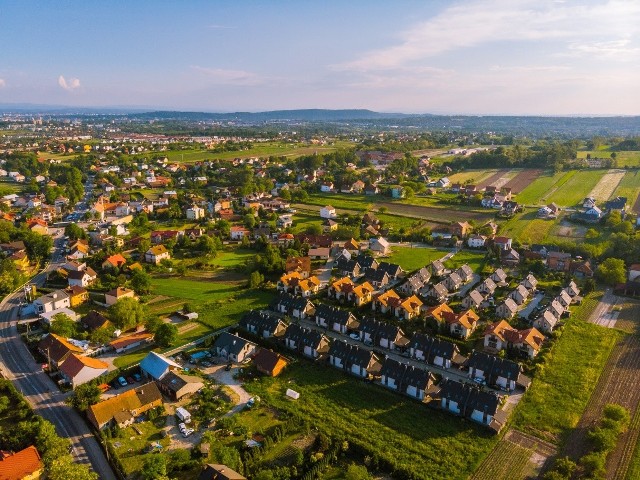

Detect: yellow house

[66,286,89,307]
[0,445,44,480]
[10,251,30,271]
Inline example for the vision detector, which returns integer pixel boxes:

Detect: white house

[320,206,337,219]
[369,237,390,255]
[186,205,205,220]
[34,290,71,313]
[59,353,109,389]
[467,235,487,248]
[145,245,171,265]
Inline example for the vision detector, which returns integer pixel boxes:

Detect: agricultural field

[587,169,626,202]
[545,170,605,207]
[386,246,451,271]
[577,149,640,168]
[512,293,624,444]
[503,169,544,194]
[477,169,510,190]
[244,362,497,480]
[613,170,640,213]
[448,169,499,185]
[514,171,566,205]
[375,201,496,224]
[470,438,533,480]
[0,178,23,196]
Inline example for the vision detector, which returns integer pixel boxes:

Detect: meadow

[387,246,451,271]
[613,170,640,209]
[470,439,534,480]
[576,149,640,168]
[244,362,497,480]
[511,292,624,444]
[447,169,500,185]
[500,212,557,244]
[545,170,605,207]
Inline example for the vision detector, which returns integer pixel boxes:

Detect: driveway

[519,294,544,319]
[202,363,252,415]
[315,257,334,286]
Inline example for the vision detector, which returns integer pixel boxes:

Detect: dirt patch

[477,169,510,189]
[588,169,626,202]
[375,201,495,224]
[553,220,587,239]
[505,170,544,194]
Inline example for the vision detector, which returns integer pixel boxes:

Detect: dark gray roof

[213,332,255,356]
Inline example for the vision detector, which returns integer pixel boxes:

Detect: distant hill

[129,109,412,122]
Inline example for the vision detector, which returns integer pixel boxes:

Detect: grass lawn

[500,212,557,244]
[511,292,625,444]
[444,250,488,272]
[304,193,379,212]
[448,169,500,185]
[386,246,451,271]
[201,248,254,269]
[515,171,565,205]
[244,362,496,480]
[108,418,169,476]
[546,170,605,207]
[150,276,272,330]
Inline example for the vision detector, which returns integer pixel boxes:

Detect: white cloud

[58,75,81,91]
[207,24,235,29]
[0,79,5,88]
[334,0,640,71]
[191,66,263,86]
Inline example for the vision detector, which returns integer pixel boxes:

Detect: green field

[387,246,451,271]
[245,362,497,480]
[500,212,557,244]
[512,293,624,444]
[444,250,488,273]
[448,169,500,185]
[577,149,640,168]
[201,248,254,268]
[613,170,640,208]
[160,141,355,163]
[515,171,565,205]
[470,440,533,480]
[545,170,605,207]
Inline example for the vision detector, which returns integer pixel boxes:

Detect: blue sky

[1,0,638,114]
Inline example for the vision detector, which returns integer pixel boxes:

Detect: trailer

[176,407,191,424]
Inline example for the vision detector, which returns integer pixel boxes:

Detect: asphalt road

[0,213,116,479]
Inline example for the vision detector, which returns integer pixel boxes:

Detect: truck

[176,407,191,424]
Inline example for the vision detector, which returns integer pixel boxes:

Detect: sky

[0,0,639,115]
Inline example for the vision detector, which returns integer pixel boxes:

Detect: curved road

[0,238,116,477]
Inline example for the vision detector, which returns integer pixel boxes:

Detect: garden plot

[488,169,520,190]
[587,169,626,202]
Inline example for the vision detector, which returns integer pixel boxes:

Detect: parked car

[132,373,142,382]
[349,333,360,340]
[127,376,135,384]
[117,376,127,387]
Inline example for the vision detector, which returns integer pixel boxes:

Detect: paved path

[519,293,544,319]
[203,364,252,416]
[315,257,334,286]
[588,289,621,328]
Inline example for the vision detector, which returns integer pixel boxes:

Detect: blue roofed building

[140,351,181,381]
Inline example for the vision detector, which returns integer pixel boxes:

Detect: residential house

[391,186,405,199]
[466,351,523,391]
[285,256,312,278]
[584,206,603,222]
[547,299,565,319]
[38,333,84,369]
[403,365,436,400]
[496,298,519,319]
[277,271,303,294]
[491,269,508,284]
[398,267,431,296]
[501,248,520,266]
[462,289,485,310]
[484,321,544,358]
[455,264,474,283]
[629,264,640,282]
[377,323,410,351]
[213,332,256,363]
[81,311,111,331]
[493,237,512,251]
[145,245,171,265]
[322,218,338,233]
[426,282,449,303]
[429,260,446,277]
[364,268,391,289]
[556,290,573,308]
[565,280,581,298]
[230,226,250,240]
[105,287,136,306]
[377,261,404,280]
[439,379,500,428]
[308,247,330,260]
[369,236,390,255]
[140,351,181,381]
[334,258,361,278]
[395,295,423,320]
[358,317,381,345]
[109,332,154,354]
[509,285,530,305]
[59,353,109,389]
[320,183,334,193]
[156,371,204,401]
[364,184,379,195]
[150,230,183,244]
[379,357,408,391]
[443,272,463,292]
[583,196,597,208]
[477,278,497,297]
[355,253,379,270]
[87,382,163,430]
[372,289,401,314]
[239,310,288,338]
[296,276,321,297]
[320,205,337,219]
[521,274,538,291]
[533,310,560,333]
[186,205,205,220]
[547,251,572,272]
[269,293,315,320]
[570,260,594,278]
[443,309,480,339]
[252,349,288,377]
[0,445,44,480]
[66,285,89,307]
[467,234,487,248]
[33,290,70,313]
[315,304,359,333]
[198,464,246,480]
[424,303,454,327]
[605,196,627,213]
[102,254,127,270]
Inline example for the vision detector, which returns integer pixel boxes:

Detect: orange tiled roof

[0,446,43,479]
